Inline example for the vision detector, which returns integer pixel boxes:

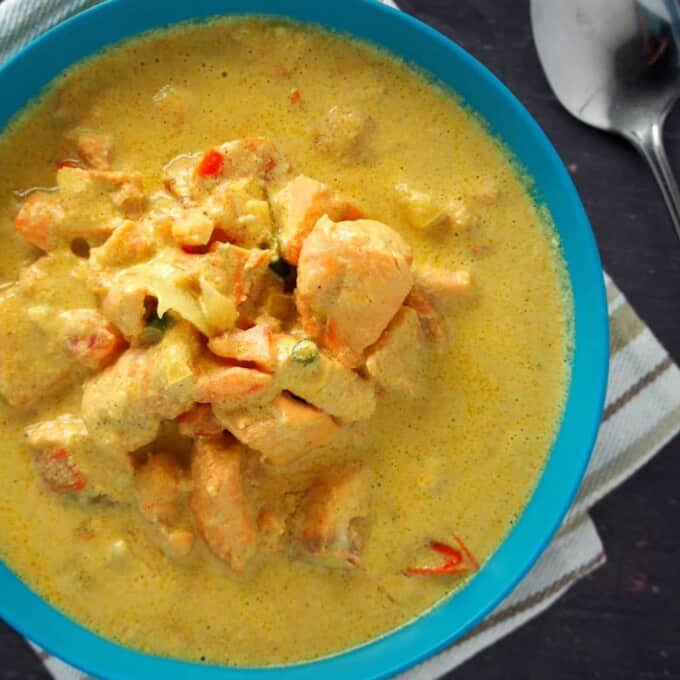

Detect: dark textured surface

[1,1,680,678]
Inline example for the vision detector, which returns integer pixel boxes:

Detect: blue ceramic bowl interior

[0,1,609,678]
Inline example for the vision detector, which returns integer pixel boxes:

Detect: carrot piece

[196,149,224,178]
[405,535,478,576]
[289,88,302,104]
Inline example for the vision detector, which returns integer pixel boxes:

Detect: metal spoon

[531,0,680,242]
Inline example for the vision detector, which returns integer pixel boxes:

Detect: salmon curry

[0,18,571,666]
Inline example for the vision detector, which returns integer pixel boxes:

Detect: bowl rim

[0,1,609,678]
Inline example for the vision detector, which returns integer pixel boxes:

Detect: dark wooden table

[2,1,679,678]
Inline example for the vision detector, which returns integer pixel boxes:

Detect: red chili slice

[196,149,224,178]
[406,535,478,576]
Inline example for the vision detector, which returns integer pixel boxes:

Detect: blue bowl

[0,1,609,678]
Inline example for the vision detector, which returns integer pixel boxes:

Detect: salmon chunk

[14,191,65,251]
[57,167,145,243]
[0,299,79,409]
[208,324,277,369]
[0,254,98,409]
[209,137,290,185]
[13,167,145,253]
[136,452,194,557]
[203,178,273,248]
[177,404,224,439]
[292,462,372,569]
[89,220,155,269]
[25,414,134,501]
[404,285,446,344]
[136,452,185,524]
[395,184,450,231]
[170,207,215,248]
[415,266,475,305]
[296,217,414,366]
[58,309,124,370]
[195,362,277,411]
[366,306,426,396]
[273,335,376,422]
[81,324,198,453]
[316,106,375,162]
[258,508,286,553]
[270,175,363,264]
[179,243,273,323]
[404,268,473,345]
[216,393,339,466]
[25,416,88,494]
[72,130,113,169]
[189,436,258,572]
[26,306,124,372]
[99,285,148,339]
[164,137,290,206]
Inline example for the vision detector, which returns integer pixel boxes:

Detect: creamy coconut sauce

[0,19,570,666]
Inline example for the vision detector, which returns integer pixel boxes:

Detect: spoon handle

[628,120,680,243]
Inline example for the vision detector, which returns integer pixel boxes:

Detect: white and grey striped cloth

[1,1,679,678]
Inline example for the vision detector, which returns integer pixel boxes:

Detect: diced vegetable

[198,276,238,334]
[196,149,224,178]
[405,535,478,576]
[291,339,319,365]
[171,208,215,247]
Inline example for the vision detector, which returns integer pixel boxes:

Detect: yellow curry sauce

[0,19,570,666]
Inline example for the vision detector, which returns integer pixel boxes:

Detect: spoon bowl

[532,0,680,241]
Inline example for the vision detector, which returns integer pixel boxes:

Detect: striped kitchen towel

[1,0,679,678]
[399,273,680,679]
